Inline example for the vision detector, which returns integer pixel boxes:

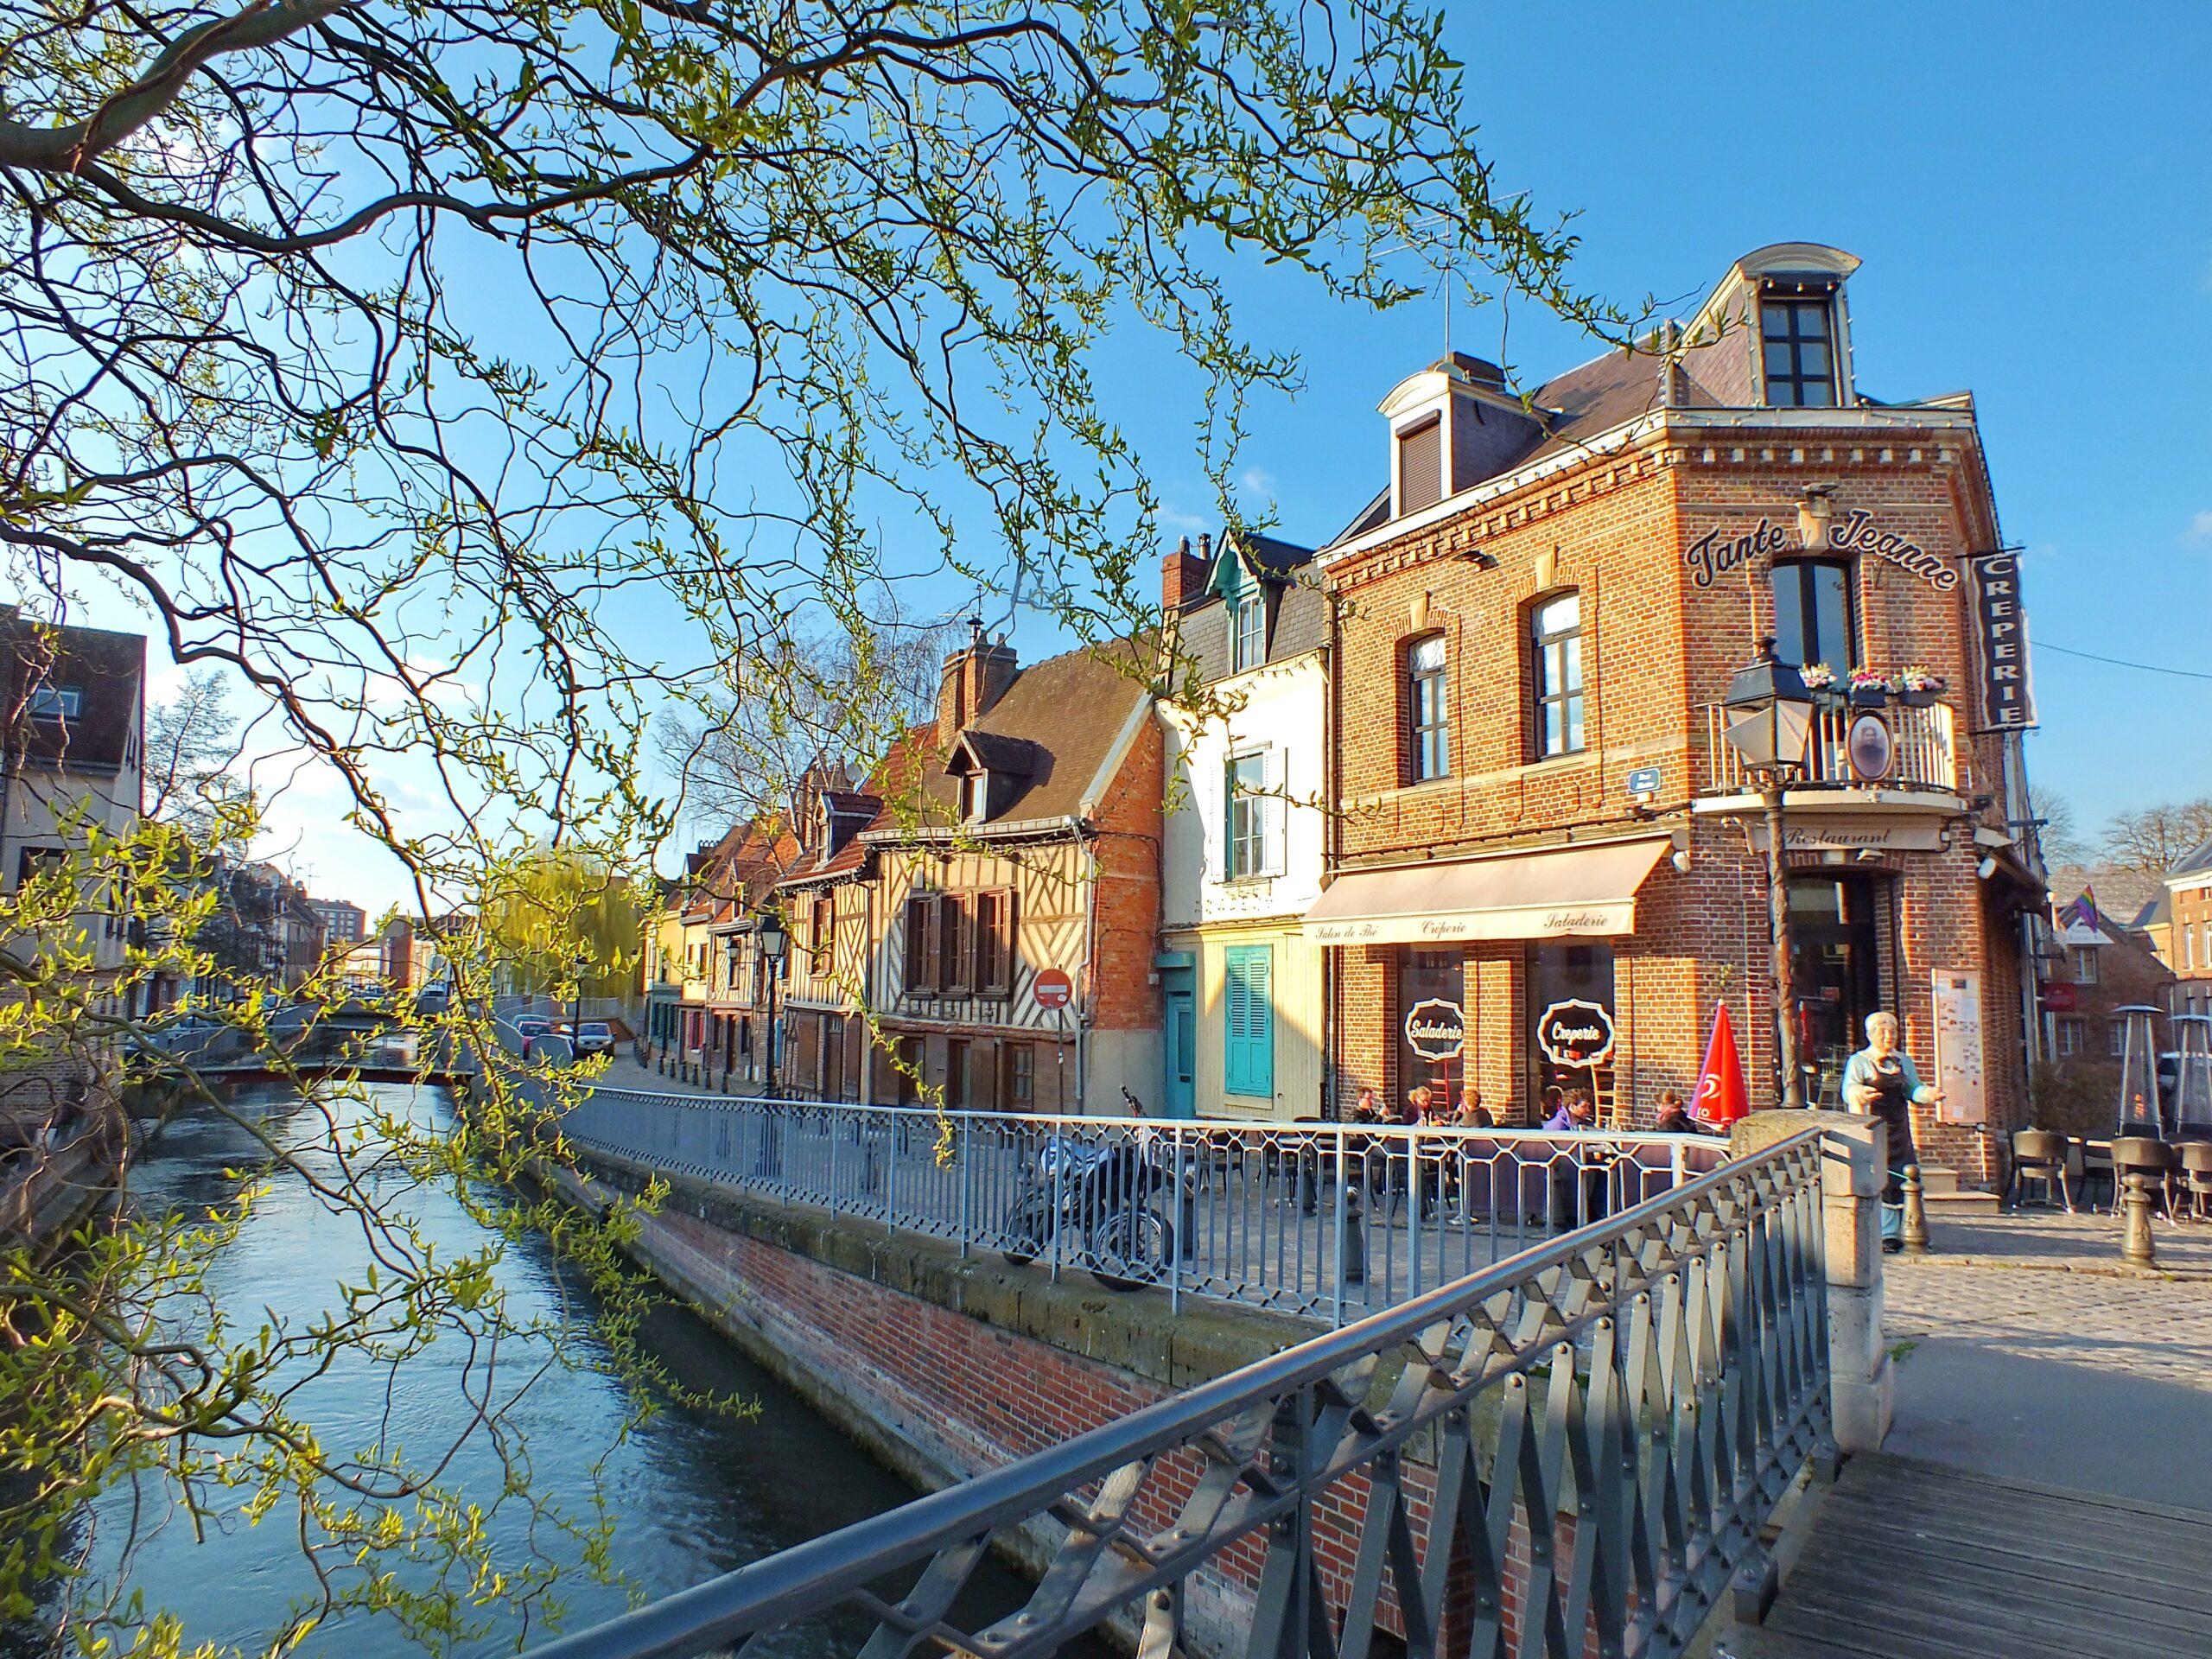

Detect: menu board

[1931,969,1987,1124]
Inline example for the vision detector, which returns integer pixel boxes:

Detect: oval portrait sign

[1538,999,1617,1067]
[1403,997,1465,1061]
[1846,711,1895,783]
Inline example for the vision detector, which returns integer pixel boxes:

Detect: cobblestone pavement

[1881,1210,2212,1503]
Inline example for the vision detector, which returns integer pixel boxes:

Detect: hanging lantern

[2113,1004,2165,1139]
[2172,1014,2212,1141]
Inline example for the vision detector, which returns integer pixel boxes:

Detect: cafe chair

[2178,1141,2212,1223]
[2074,1139,2117,1214]
[2005,1128,2071,1212]
[2109,1135,2175,1220]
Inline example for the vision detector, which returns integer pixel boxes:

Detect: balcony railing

[1703,696,1960,796]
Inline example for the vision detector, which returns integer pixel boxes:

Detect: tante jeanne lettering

[1827,508,1958,591]
[1683,518,1790,588]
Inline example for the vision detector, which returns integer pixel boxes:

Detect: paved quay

[1883,1211,2212,1505]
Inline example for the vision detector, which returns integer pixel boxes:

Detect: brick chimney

[937,620,1020,749]
[1162,534,1207,614]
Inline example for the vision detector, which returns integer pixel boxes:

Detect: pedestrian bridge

[501,1084,1899,1659]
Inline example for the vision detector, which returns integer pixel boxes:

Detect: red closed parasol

[1695,1002,1750,1128]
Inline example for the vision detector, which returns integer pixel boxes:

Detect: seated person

[1652,1089,1716,1135]
[1542,1089,1595,1133]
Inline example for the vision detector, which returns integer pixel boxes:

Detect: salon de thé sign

[1684,507,1956,593]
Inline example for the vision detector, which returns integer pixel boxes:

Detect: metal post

[1900,1164,1931,1255]
[1168,1128,1185,1315]
[1050,1122,1065,1283]
[2121,1172,2157,1268]
[1762,780,1804,1109]
[883,1107,898,1237]
[957,1116,971,1260]
[1331,1127,1346,1331]
[827,1108,840,1217]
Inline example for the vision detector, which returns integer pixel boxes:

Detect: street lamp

[1722,636,1817,1109]
[755,909,788,1098]
[571,948,589,1060]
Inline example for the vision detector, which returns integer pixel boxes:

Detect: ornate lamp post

[755,909,788,1098]
[1721,638,1818,1109]
[570,948,589,1059]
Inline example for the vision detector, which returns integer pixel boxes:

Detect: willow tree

[0,3,1628,1653]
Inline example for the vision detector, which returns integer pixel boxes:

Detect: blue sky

[42,3,2212,912]
[1128,0,2212,850]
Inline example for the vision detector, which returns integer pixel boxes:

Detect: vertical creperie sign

[1968,551,2037,732]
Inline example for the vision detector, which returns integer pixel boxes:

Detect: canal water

[8,1083,979,1659]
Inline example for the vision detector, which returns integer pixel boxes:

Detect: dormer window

[1760,283,1838,407]
[26,684,81,720]
[961,771,988,822]
[1231,594,1266,672]
[1396,414,1444,513]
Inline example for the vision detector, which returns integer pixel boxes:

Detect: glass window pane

[1566,697,1584,753]
[1410,634,1446,673]
[1811,565,1853,666]
[1544,702,1562,755]
[1562,635,1582,690]
[1770,565,1807,664]
[1762,302,1792,340]
[1765,342,1796,377]
[1539,594,1579,634]
[1796,302,1828,338]
[1798,341,1832,378]
[1798,381,1833,406]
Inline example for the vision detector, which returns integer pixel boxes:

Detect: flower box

[1898,687,1939,708]
[1849,684,1890,709]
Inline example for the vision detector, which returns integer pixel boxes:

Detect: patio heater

[2113,1005,2165,1138]
[2171,1014,2212,1141]
[1720,638,1817,1109]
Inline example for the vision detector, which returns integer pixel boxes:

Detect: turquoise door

[1164,977,1197,1118]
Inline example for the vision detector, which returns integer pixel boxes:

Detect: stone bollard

[1900,1164,1931,1256]
[1339,1184,1366,1285]
[2121,1173,2158,1268]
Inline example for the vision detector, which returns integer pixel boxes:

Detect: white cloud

[1156,503,1210,533]
[1238,467,1279,504]
[2185,510,2212,547]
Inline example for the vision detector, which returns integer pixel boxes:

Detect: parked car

[568,1020,613,1058]
[514,1015,551,1051]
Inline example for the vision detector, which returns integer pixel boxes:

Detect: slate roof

[2172,836,2212,880]
[1,611,144,776]
[1171,528,1326,685]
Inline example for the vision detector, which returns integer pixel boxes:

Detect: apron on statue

[1869,1056,1916,1243]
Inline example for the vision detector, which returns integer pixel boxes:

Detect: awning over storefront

[1300,837,1670,946]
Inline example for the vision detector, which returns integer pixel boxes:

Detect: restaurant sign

[1746,815,1945,853]
[1538,998,1617,1068]
[1684,506,1958,593]
[1967,550,2038,732]
[1404,998,1466,1061]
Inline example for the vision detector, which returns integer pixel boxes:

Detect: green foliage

[474,849,644,1002]
[0,2,1629,1652]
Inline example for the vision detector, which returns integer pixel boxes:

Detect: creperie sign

[1969,552,2038,732]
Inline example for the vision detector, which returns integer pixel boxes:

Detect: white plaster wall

[1159,651,1326,931]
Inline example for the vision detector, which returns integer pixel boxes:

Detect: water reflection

[6,1083,972,1659]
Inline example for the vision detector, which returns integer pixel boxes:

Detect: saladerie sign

[1967,551,2037,731]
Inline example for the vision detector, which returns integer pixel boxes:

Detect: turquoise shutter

[1223,945,1274,1098]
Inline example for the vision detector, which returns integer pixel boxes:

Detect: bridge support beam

[1732,1109,1894,1456]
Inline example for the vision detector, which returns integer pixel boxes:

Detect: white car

[569,1021,614,1057]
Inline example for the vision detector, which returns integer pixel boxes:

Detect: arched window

[1771,558,1857,671]
[1406,634,1448,783]
[1529,592,1585,760]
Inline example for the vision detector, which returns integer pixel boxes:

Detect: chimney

[1162,534,1207,615]
[937,626,1020,749]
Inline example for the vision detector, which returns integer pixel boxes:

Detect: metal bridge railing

[527,1124,1832,1659]
[556,1090,1729,1326]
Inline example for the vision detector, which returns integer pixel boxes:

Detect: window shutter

[1398,416,1443,512]
[1265,747,1286,876]
[1223,952,1250,1096]
[915,895,941,994]
[1247,949,1274,1096]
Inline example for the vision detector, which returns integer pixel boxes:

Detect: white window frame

[1231,593,1266,673]
[2073,945,2099,987]
[26,684,81,720]
[1224,747,1272,880]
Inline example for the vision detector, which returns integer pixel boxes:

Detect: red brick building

[1302,243,2042,1185]
[2167,839,2212,1020]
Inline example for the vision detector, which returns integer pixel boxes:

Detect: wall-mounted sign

[1846,712,1895,782]
[1683,506,1958,593]
[1033,968,1073,1009]
[1625,765,1663,798]
[1825,508,1959,592]
[1538,999,1617,1067]
[1967,551,2038,732]
[1403,997,1465,1061]
[1745,815,1945,853]
[2040,982,2078,1014]
[1683,518,1792,588]
[1932,969,1988,1124]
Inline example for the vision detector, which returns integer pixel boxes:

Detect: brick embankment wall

[556,1147,1603,1659]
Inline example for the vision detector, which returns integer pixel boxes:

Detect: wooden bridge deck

[1722,1454,2212,1659]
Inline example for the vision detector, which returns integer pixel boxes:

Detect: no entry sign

[1033,969,1073,1009]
